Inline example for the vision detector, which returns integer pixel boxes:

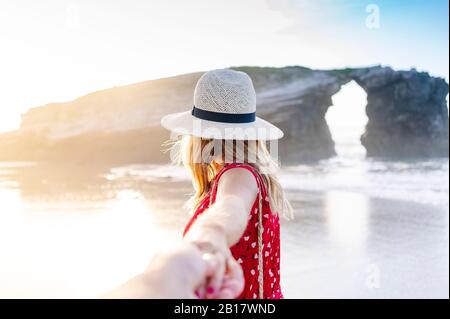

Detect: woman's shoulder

[218,163,261,177]
[216,163,262,187]
[216,164,259,193]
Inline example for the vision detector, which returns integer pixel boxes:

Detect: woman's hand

[152,241,243,299]
[191,240,244,299]
[103,242,243,299]
[217,255,245,299]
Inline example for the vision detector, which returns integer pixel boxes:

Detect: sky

[0,0,448,132]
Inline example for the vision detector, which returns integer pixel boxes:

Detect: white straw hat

[161,69,284,140]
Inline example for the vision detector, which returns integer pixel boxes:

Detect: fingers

[205,252,226,298]
[195,286,206,299]
[227,257,245,292]
[204,257,245,299]
[195,250,245,300]
[196,253,219,298]
[215,258,244,299]
[203,253,220,277]
[217,288,235,299]
[227,256,244,287]
[216,278,242,298]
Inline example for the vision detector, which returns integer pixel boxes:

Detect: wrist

[187,233,229,255]
[186,228,229,256]
[189,240,218,255]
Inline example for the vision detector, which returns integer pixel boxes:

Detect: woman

[161,69,292,299]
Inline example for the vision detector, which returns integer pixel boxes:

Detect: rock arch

[243,66,449,162]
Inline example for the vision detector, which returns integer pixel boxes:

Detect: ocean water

[281,157,449,208]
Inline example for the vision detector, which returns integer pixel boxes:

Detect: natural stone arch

[242,66,449,162]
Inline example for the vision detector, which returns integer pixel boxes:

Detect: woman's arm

[103,243,207,299]
[185,167,258,246]
[184,167,258,297]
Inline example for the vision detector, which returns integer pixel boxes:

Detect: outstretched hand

[103,242,244,299]
[195,250,244,299]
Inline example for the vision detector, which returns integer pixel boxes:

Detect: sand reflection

[325,191,370,251]
[0,180,182,298]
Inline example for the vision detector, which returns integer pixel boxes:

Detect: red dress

[183,163,283,299]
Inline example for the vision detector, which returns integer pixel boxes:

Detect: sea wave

[280,157,449,208]
[108,157,449,208]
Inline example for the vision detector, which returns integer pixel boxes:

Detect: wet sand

[282,191,449,298]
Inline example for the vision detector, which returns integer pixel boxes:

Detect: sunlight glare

[325,191,370,251]
[0,188,180,298]
[326,81,368,158]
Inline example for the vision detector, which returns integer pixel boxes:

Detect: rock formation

[0,65,448,165]
[351,67,449,157]
[233,66,449,161]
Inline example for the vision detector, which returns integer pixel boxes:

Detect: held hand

[192,243,244,299]
[215,256,245,299]
[184,223,245,299]
[144,242,243,299]
[103,242,213,299]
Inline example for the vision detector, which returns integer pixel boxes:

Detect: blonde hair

[169,135,293,219]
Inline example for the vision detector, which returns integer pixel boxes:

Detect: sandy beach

[0,163,447,298]
[282,191,449,298]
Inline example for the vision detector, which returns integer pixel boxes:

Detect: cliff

[0,65,448,165]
